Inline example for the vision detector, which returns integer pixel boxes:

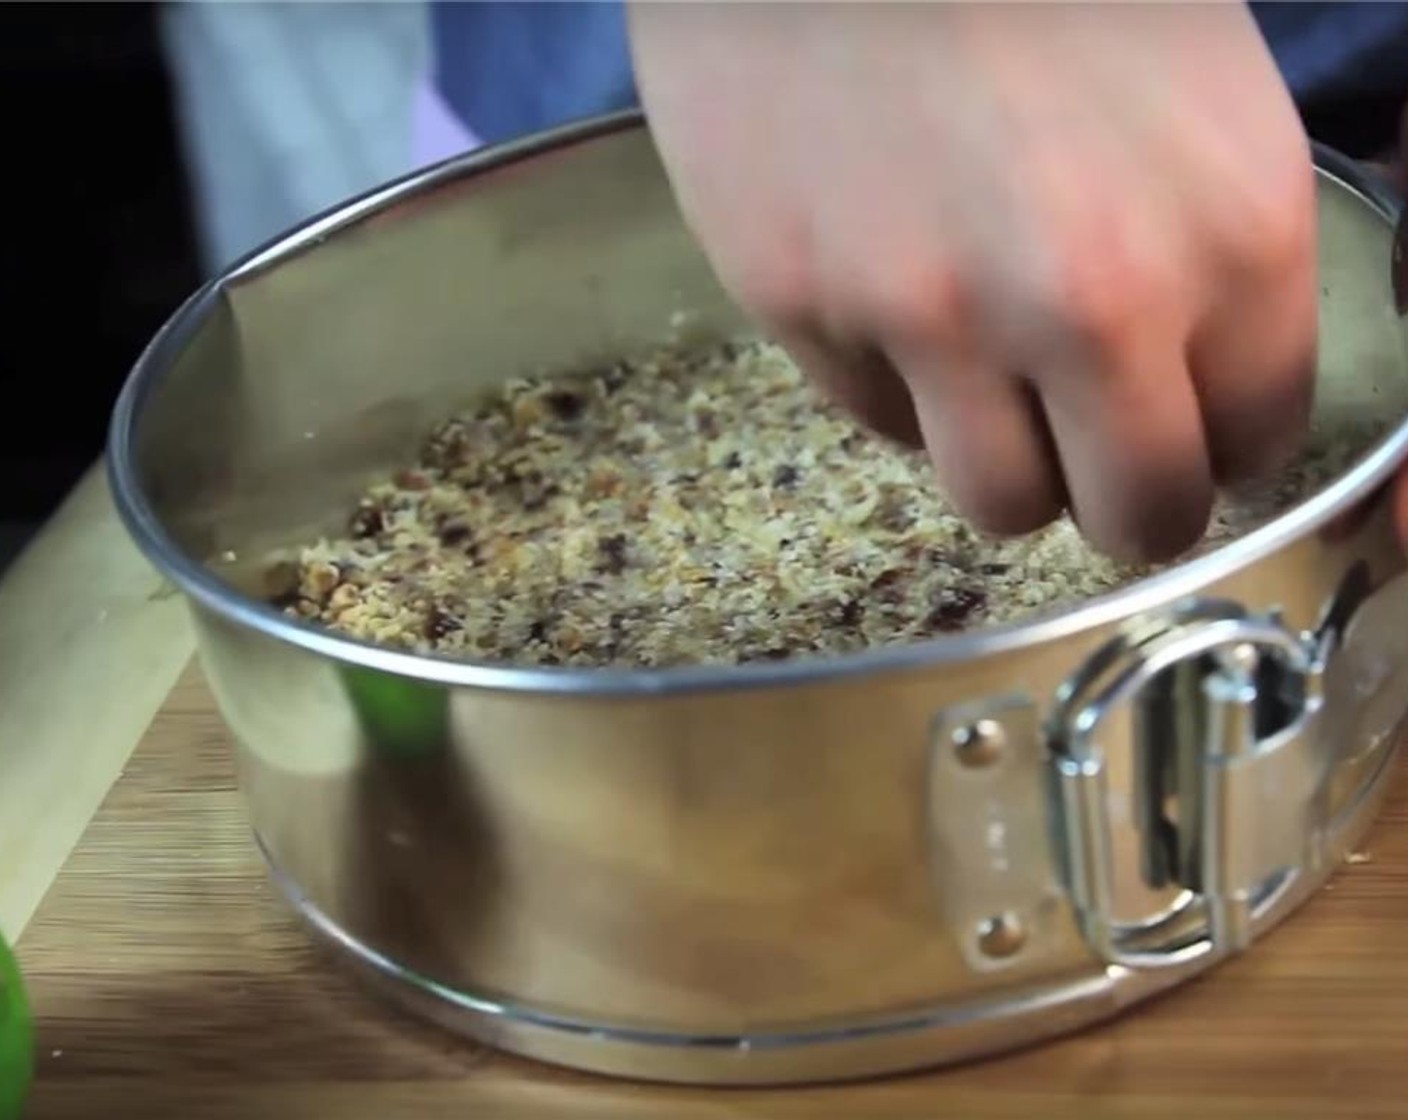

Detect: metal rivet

[1224,642,1260,677]
[976,912,1027,960]
[953,718,1005,768]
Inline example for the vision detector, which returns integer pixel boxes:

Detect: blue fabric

[161,1,428,274]
[429,1,1408,146]
[1251,1,1408,103]
[429,0,637,146]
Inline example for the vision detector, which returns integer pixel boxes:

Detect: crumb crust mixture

[271,340,1366,669]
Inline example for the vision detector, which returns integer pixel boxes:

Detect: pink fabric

[411,76,480,168]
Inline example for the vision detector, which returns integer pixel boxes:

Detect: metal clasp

[1050,602,1328,970]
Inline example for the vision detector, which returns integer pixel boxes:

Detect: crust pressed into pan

[268,340,1371,669]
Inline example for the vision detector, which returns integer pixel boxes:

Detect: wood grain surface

[0,464,193,940]
[15,668,1408,1118]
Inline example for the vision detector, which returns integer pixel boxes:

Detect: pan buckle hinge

[1049,602,1330,970]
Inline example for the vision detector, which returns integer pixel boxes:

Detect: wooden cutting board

[16,665,1408,1119]
[9,467,1408,1117]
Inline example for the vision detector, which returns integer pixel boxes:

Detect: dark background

[0,3,201,568]
[0,2,1403,575]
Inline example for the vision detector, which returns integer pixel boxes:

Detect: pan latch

[1049,600,1330,970]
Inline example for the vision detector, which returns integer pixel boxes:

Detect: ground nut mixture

[270,340,1374,668]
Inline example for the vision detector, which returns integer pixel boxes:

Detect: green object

[340,665,449,760]
[0,934,32,1120]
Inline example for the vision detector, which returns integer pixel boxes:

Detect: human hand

[629,2,1317,562]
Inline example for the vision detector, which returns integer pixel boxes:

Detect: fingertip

[826,367,924,447]
[1204,350,1316,486]
[1086,496,1211,565]
[779,330,924,446]
[901,359,1068,541]
[1190,242,1318,486]
[1041,364,1215,566]
[949,473,1066,538]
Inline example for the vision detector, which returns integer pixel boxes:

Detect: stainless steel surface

[928,692,1069,977]
[265,762,1394,1085]
[1049,604,1330,969]
[108,114,1408,1084]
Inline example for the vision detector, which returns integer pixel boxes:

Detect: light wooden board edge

[0,463,195,939]
[20,671,1408,1116]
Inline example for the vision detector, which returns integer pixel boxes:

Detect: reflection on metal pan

[107,116,1408,1083]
